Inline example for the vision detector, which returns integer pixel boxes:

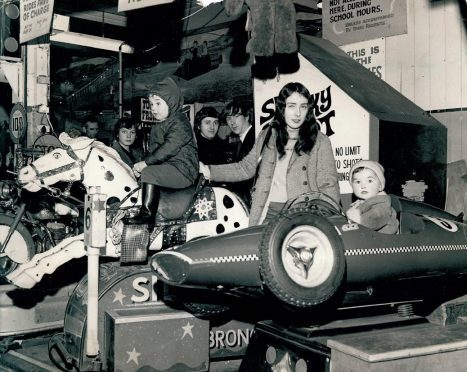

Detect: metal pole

[86,245,100,357]
[84,186,107,358]
[118,42,124,118]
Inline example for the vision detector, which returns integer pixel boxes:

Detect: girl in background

[111,117,144,168]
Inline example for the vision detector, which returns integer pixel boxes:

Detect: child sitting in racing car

[346,160,399,234]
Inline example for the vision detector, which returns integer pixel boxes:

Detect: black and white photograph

[0,0,467,371]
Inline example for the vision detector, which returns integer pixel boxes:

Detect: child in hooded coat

[130,77,198,224]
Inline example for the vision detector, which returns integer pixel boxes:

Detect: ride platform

[4,308,467,371]
[328,321,467,371]
[240,313,467,371]
[0,283,75,339]
[0,333,242,372]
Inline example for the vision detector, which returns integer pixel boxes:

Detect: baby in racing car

[346,160,399,234]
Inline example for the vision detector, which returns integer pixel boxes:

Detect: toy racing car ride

[151,192,467,315]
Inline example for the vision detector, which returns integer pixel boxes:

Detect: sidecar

[151,193,467,313]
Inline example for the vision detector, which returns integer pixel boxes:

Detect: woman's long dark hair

[268,82,319,159]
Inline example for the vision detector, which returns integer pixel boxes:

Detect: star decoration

[181,322,194,339]
[126,347,141,365]
[112,288,126,305]
[93,200,106,213]
[194,197,214,219]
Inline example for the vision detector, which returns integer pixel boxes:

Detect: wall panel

[432,111,467,162]
[413,0,431,108]
[444,1,463,108]
[428,1,447,110]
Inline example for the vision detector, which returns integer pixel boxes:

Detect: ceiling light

[317,1,322,9]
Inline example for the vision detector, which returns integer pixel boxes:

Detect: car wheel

[166,286,232,318]
[182,301,232,318]
[0,214,35,277]
[259,208,346,308]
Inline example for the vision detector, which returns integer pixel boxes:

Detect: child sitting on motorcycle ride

[346,160,399,234]
[129,77,198,224]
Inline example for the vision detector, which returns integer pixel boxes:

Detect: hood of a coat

[148,77,183,116]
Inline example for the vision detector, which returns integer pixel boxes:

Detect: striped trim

[194,254,259,263]
[345,244,467,256]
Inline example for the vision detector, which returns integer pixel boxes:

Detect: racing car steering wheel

[283,192,343,218]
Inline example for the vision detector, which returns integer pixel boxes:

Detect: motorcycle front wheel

[0,214,35,277]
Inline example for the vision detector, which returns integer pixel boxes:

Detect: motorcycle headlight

[0,182,16,200]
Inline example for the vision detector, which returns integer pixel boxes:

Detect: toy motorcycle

[0,179,82,278]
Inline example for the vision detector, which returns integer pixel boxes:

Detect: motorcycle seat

[156,176,206,221]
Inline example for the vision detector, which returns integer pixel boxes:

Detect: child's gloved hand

[133,161,147,178]
[346,205,362,224]
[199,161,211,180]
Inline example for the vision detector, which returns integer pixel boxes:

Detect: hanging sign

[20,0,55,44]
[9,103,27,144]
[322,0,407,46]
[118,0,175,12]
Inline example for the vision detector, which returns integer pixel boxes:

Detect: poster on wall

[140,98,157,123]
[254,54,370,194]
[132,1,252,104]
[20,0,55,44]
[340,38,385,79]
[322,0,408,46]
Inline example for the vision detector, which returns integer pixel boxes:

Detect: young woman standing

[200,82,340,226]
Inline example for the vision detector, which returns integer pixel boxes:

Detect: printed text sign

[20,0,55,43]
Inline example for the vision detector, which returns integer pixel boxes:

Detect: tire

[165,286,232,319]
[182,301,232,318]
[259,208,346,308]
[0,214,35,276]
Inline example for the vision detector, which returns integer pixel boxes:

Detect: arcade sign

[9,103,27,144]
[20,0,55,44]
[118,0,175,12]
[140,97,157,123]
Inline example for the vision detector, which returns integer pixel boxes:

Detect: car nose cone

[151,251,191,284]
